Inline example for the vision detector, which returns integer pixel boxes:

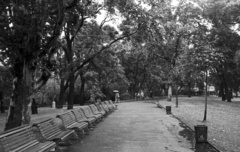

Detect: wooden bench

[94,103,109,116]
[33,118,77,145]
[99,102,112,113]
[89,104,106,117]
[80,106,102,121]
[105,100,116,111]
[0,125,59,152]
[108,100,118,110]
[102,101,114,112]
[56,111,88,135]
[72,108,96,127]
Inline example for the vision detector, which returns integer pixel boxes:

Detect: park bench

[99,102,112,113]
[80,106,102,121]
[103,101,115,112]
[56,111,88,135]
[32,118,77,145]
[95,103,110,115]
[105,100,116,110]
[108,100,118,110]
[72,108,96,128]
[89,104,106,117]
[0,125,59,152]
[94,103,109,115]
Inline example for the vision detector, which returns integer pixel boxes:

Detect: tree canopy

[1,0,240,130]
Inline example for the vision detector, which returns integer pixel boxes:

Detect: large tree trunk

[188,81,191,98]
[79,72,85,105]
[219,82,223,97]
[5,64,33,130]
[67,72,74,109]
[167,84,172,101]
[230,88,233,99]
[0,92,4,113]
[58,80,65,109]
[224,80,231,102]
[221,81,226,101]
[176,87,179,108]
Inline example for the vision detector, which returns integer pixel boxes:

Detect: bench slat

[35,118,74,141]
[57,111,88,130]
[81,106,102,120]
[72,109,95,124]
[0,125,56,152]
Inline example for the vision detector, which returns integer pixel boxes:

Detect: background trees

[1,0,240,130]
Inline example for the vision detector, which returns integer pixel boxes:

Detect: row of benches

[0,100,117,152]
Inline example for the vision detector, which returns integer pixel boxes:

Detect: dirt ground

[158,96,240,152]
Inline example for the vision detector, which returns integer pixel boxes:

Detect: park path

[62,101,194,152]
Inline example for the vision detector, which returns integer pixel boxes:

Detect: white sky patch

[171,0,180,6]
[231,23,240,35]
[96,9,123,31]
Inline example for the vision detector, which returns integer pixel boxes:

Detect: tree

[197,0,240,102]
[0,0,80,130]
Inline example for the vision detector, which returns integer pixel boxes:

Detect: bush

[120,92,133,100]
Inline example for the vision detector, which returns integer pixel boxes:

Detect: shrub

[120,92,133,100]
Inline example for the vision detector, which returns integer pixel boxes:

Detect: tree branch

[73,31,137,73]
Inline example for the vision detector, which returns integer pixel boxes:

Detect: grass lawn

[158,96,240,152]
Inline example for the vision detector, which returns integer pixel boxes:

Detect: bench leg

[55,145,63,152]
[58,139,72,146]
[83,127,90,135]
[89,122,96,129]
[69,131,79,140]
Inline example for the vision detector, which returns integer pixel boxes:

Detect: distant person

[115,92,120,103]
[150,91,153,98]
[162,89,165,97]
[31,98,38,114]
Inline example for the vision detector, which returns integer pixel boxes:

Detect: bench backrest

[34,118,62,140]
[94,103,104,112]
[89,104,99,114]
[80,106,94,117]
[0,125,38,152]
[103,101,112,109]
[105,101,112,108]
[109,100,115,106]
[107,100,116,109]
[100,102,109,111]
[57,111,77,128]
[72,108,87,122]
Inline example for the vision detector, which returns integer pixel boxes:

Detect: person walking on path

[31,98,38,114]
[115,92,120,103]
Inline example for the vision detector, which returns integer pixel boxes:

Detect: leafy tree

[197,0,240,102]
[0,0,78,130]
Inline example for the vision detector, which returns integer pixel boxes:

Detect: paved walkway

[62,101,194,152]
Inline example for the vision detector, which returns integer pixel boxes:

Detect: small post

[194,125,208,143]
[52,101,56,109]
[166,106,171,114]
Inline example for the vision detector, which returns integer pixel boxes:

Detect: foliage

[33,77,60,106]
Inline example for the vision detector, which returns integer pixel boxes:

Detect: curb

[156,102,221,152]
